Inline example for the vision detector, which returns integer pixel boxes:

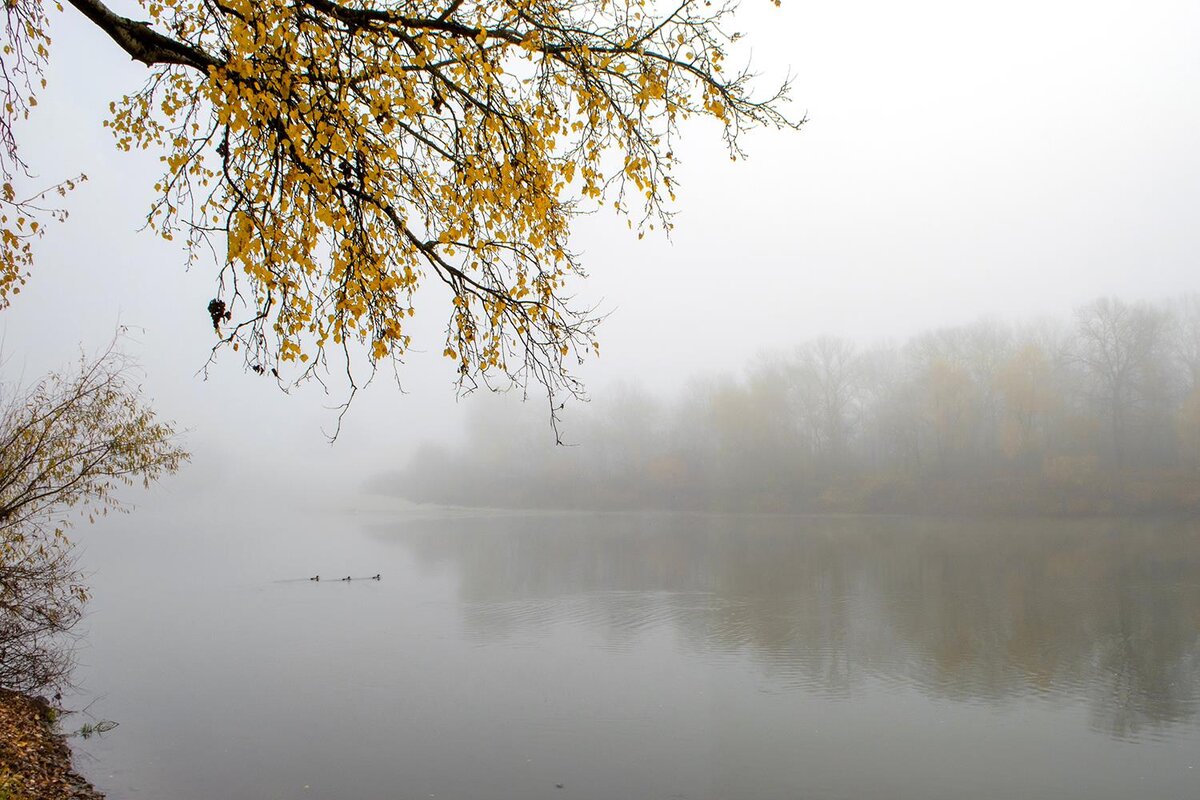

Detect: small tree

[0,344,187,693]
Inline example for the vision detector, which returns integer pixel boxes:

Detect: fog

[3,3,1200,796]
[0,0,1197,491]
[382,296,1200,514]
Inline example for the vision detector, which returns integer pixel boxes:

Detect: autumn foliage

[0,345,187,693]
[0,689,103,799]
[3,0,795,421]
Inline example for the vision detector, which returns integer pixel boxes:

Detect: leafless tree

[1073,298,1169,469]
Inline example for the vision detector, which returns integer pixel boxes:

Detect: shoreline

[0,689,104,800]
[379,472,1200,518]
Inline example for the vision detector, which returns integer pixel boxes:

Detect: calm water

[67,495,1200,799]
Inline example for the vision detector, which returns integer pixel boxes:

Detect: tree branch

[65,0,222,71]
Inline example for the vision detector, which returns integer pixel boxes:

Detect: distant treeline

[387,296,1200,515]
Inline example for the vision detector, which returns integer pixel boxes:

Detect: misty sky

[1,0,1198,487]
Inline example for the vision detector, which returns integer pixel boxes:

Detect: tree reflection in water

[379,514,1200,740]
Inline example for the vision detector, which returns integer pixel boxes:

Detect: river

[69,494,1200,799]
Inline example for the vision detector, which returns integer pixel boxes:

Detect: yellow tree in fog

[995,343,1057,460]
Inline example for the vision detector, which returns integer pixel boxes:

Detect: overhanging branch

[65,0,222,71]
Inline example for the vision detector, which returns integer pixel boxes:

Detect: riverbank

[0,690,103,800]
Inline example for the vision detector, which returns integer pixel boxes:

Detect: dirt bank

[0,689,103,800]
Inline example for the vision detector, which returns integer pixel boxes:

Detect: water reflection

[378,513,1200,741]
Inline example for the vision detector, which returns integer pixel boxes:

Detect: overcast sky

[1,0,1198,489]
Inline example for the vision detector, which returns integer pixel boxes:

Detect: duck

[310,575,320,582]
[372,574,381,581]
[342,575,352,581]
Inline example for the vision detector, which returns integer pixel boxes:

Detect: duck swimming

[372,574,381,580]
[342,575,352,581]
[310,575,320,582]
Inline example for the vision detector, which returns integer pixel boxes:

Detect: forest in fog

[387,296,1200,514]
